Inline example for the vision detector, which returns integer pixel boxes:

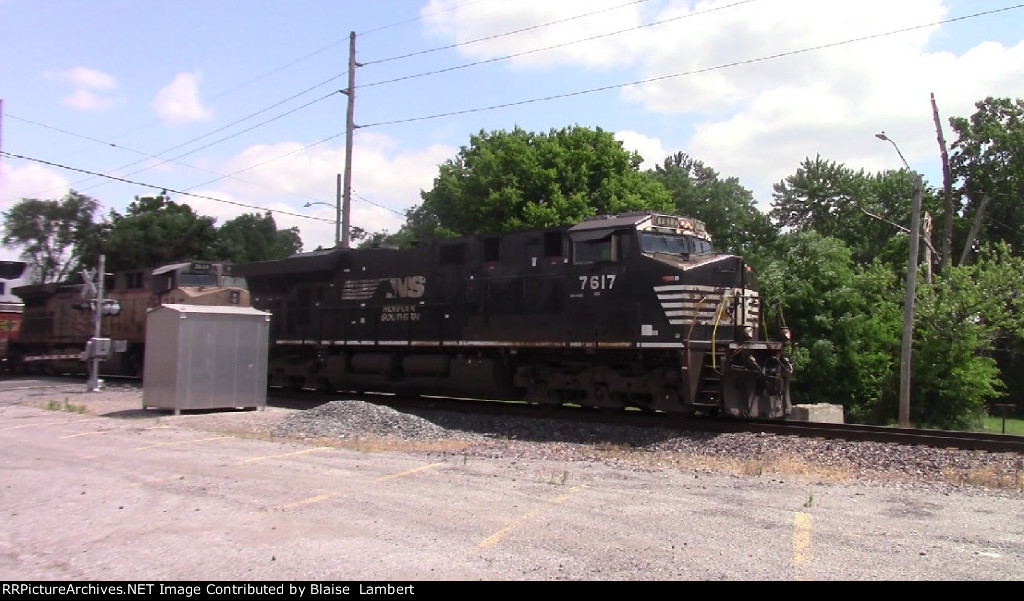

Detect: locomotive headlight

[779,327,792,341]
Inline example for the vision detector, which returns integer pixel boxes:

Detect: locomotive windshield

[0,261,28,279]
[639,232,713,256]
[178,273,219,287]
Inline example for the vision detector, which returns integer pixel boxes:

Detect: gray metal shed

[142,304,270,414]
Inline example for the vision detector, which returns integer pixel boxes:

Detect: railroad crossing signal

[80,268,98,298]
[72,299,121,316]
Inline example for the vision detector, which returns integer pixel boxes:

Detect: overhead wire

[362,0,654,65]
[5,113,353,210]
[25,86,345,200]
[359,0,494,36]
[359,0,759,89]
[7,2,1020,240]
[8,0,685,214]
[358,4,1024,129]
[0,150,357,228]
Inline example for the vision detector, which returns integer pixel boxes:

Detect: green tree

[95,193,219,271]
[1,190,100,283]
[946,97,1024,414]
[215,212,302,263]
[769,155,941,269]
[758,231,902,422]
[948,97,1024,260]
[398,125,673,241]
[648,152,776,257]
[912,242,1024,430]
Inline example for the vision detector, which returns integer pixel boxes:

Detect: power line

[0,150,343,226]
[363,0,654,66]
[351,189,406,217]
[10,0,693,201]
[7,113,366,210]
[15,1,496,192]
[28,87,345,201]
[359,0,494,36]
[359,4,1024,128]
[360,0,759,89]
[11,1,677,203]
[8,3,1018,239]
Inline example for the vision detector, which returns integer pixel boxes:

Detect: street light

[876,131,922,428]
[304,200,341,247]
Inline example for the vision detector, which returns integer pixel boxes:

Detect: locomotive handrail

[685,296,708,345]
[710,294,730,373]
[685,295,708,385]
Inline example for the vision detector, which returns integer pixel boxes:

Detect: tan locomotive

[8,261,249,376]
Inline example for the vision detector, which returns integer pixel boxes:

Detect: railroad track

[268,387,1024,454]
[8,375,1023,454]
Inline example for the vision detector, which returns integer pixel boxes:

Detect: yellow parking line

[127,474,187,487]
[478,485,585,548]
[793,512,813,580]
[273,493,340,511]
[135,436,229,451]
[61,431,105,439]
[235,446,333,465]
[269,462,445,513]
[2,417,106,431]
[374,462,444,482]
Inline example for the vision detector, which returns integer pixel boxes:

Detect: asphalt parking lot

[1,378,1023,581]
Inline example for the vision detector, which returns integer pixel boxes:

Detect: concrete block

[789,403,845,424]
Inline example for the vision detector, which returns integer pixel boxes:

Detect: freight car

[8,260,250,376]
[0,260,36,368]
[236,211,794,418]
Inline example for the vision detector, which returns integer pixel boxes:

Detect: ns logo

[386,275,426,299]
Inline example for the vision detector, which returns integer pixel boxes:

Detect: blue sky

[2,0,1023,262]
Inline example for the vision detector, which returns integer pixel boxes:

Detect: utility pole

[1,98,5,201]
[340,31,359,249]
[86,254,106,392]
[877,132,920,429]
[335,173,342,247]
[898,175,922,428]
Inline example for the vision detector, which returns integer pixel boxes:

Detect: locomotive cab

[563,212,791,417]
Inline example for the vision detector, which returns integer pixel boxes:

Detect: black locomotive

[236,211,793,418]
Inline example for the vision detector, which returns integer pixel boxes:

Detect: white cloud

[45,66,122,112]
[63,88,119,111]
[0,161,69,205]
[0,162,71,261]
[615,130,668,170]
[152,72,214,125]
[191,133,455,252]
[52,66,118,90]
[421,0,648,69]
[421,0,1024,208]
